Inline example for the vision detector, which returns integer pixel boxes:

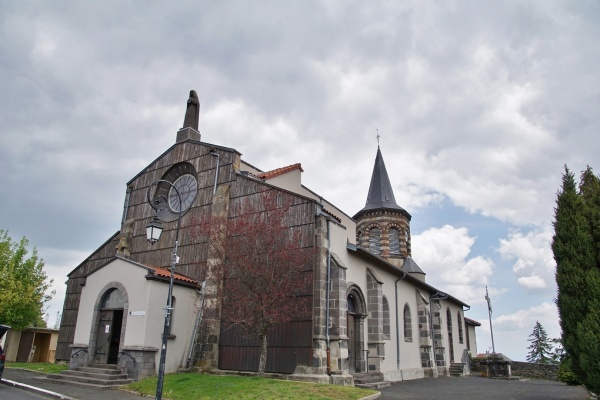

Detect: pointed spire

[361,147,403,212]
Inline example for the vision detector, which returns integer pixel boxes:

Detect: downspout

[210,150,220,196]
[185,281,206,368]
[394,272,407,375]
[316,206,333,376]
[326,216,332,376]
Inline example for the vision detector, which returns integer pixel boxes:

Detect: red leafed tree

[195,189,313,374]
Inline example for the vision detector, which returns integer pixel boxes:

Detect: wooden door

[347,313,356,372]
[16,332,35,362]
[95,311,113,364]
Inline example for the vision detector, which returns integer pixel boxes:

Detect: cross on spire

[376,129,380,148]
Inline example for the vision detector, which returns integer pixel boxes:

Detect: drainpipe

[210,151,220,195]
[394,272,407,374]
[185,281,206,368]
[316,206,333,376]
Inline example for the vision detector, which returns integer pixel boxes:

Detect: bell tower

[354,147,416,272]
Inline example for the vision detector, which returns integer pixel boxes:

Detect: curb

[359,392,381,400]
[1,378,77,400]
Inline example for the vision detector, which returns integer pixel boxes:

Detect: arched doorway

[94,289,125,364]
[347,288,366,373]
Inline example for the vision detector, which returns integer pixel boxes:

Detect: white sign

[129,311,146,316]
[105,324,110,333]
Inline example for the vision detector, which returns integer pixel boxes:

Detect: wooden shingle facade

[56,91,478,385]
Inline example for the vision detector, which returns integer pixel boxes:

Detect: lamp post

[146,180,182,400]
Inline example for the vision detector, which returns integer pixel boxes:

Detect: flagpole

[485,286,496,354]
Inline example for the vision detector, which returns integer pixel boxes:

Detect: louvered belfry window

[389,227,400,255]
[369,227,381,255]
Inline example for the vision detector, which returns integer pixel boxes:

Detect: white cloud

[493,302,558,334]
[412,225,493,304]
[498,227,555,292]
[517,275,547,290]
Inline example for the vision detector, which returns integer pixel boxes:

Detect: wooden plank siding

[219,320,313,373]
[56,139,319,375]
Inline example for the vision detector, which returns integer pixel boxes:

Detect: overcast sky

[1,1,599,362]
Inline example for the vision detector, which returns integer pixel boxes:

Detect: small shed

[4,327,59,363]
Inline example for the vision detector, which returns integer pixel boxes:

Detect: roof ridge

[258,163,303,179]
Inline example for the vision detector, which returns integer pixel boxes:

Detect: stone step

[45,364,131,388]
[73,366,125,375]
[355,381,391,389]
[61,369,129,380]
[352,372,384,383]
[46,372,132,386]
[449,362,465,376]
[352,372,389,388]
[87,363,120,369]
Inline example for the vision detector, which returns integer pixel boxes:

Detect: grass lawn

[6,362,69,374]
[125,373,378,400]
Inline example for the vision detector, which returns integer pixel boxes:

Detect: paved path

[379,376,591,400]
[1,368,144,400]
[2,368,592,400]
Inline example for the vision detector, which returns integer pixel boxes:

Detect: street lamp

[146,179,182,400]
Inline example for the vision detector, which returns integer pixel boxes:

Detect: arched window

[382,296,390,339]
[457,312,464,344]
[347,293,358,313]
[403,304,412,342]
[369,227,381,255]
[101,289,124,309]
[446,307,454,362]
[389,228,400,255]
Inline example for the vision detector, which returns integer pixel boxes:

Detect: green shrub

[558,361,580,386]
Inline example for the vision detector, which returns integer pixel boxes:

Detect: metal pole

[485,286,495,354]
[147,180,182,400]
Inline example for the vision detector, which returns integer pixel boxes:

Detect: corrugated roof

[258,163,303,179]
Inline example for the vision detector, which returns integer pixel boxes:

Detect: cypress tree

[552,166,600,392]
[575,167,600,393]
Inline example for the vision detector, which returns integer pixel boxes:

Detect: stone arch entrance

[91,283,128,365]
[346,286,367,373]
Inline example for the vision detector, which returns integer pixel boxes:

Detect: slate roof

[354,148,410,219]
[465,317,482,326]
[402,256,426,275]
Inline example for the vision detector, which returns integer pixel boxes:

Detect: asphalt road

[379,376,591,400]
[2,367,593,400]
[0,383,59,400]
[1,368,142,400]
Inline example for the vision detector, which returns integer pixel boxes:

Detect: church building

[55,90,478,385]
